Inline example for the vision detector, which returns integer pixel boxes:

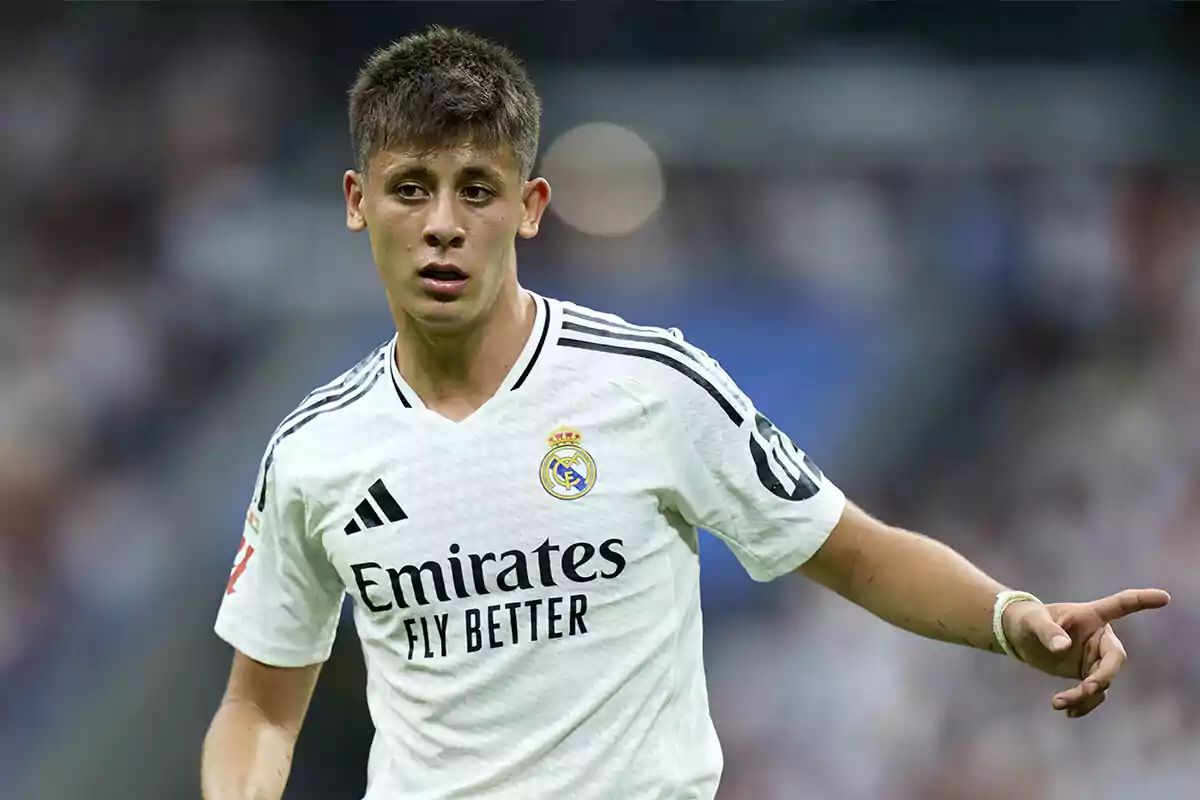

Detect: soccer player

[201,25,1171,800]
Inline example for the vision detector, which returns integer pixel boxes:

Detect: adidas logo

[345,478,407,535]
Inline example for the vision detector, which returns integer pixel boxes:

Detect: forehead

[368,142,520,181]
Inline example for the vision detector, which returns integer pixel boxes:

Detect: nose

[423,192,465,249]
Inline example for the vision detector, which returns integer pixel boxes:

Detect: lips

[418,264,470,298]
[419,264,467,281]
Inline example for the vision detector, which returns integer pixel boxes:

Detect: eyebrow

[459,165,505,185]
[384,164,436,184]
[383,164,506,186]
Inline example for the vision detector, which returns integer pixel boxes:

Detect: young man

[201,25,1170,800]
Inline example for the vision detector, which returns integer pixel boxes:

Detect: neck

[394,283,534,415]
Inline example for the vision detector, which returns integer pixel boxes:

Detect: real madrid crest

[540,427,597,500]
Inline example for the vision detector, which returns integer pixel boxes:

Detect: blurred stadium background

[4,3,1200,799]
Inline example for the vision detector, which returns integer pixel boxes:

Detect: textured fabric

[214,291,846,800]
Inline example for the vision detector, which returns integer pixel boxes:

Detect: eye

[461,185,495,203]
[395,183,427,200]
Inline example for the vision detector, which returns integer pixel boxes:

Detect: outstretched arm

[799,502,1170,717]
[799,503,1009,652]
[643,324,1169,717]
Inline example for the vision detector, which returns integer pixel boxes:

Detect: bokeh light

[539,122,665,237]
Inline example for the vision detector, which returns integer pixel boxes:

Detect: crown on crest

[547,427,583,448]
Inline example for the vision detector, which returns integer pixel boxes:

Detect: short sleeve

[660,329,847,582]
[214,445,345,667]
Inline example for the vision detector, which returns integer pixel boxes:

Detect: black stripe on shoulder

[562,306,660,334]
[558,337,744,426]
[561,307,745,406]
[559,320,749,420]
[269,354,383,451]
[512,295,551,391]
[561,320,701,368]
[276,343,387,433]
[257,364,385,511]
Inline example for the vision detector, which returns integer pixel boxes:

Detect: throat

[395,290,536,419]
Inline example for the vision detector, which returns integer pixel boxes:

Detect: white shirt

[214,291,847,800]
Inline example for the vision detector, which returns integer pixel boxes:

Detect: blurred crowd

[0,20,299,758]
[708,171,1200,799]
[4,8,1199,799]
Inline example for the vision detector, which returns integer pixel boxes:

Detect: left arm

[798,502,1008,654]
[653,324,1169,718]
[798,501,1170,717]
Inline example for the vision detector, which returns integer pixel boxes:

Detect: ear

[518,177,551,239]
[344,170,367,232]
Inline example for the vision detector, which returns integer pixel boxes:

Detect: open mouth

[419,265,467,281]
[418,264,470,298]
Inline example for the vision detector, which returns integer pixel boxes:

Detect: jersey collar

[388,290,555,410]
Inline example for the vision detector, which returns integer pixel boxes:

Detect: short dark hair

[349,26,541,180]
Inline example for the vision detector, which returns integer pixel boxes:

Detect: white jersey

[214,291,846,800]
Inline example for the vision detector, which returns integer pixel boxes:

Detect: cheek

[485,210,519,243]
[370,209,420,252]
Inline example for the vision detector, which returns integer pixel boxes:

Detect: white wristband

[993,590,1043,661]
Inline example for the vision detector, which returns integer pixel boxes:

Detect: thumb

[1023,607,1072,653]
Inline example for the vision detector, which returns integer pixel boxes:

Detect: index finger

[1090,588,1171,623]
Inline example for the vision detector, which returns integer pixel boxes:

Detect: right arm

[201,653,322,800]
[205,442,346,799]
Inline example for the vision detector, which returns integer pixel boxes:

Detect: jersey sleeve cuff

[746,484,848,582]
[213,616,335,668]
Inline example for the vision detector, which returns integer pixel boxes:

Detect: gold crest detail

[540,427,597,500]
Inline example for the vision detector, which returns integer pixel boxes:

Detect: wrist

[993,589,1043,660]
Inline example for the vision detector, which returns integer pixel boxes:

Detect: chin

[410,297,479,331]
